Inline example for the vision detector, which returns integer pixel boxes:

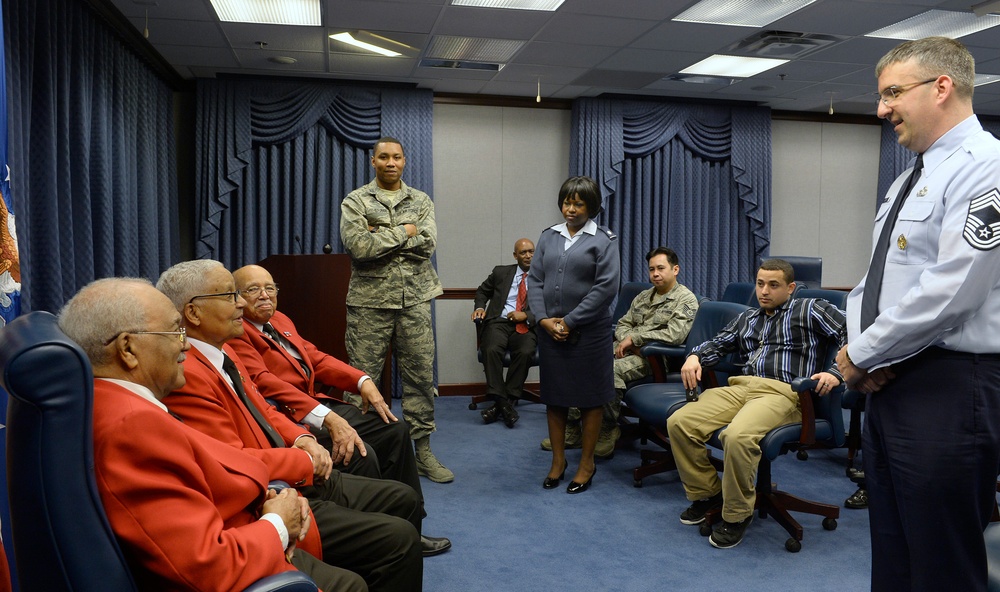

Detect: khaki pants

[666,376,801,522]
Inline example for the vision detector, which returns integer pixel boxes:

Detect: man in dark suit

[58,277,363,592]
[471,238,536,428]
[156,259,425,592]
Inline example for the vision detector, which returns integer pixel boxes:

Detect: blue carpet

[420,396,871,592]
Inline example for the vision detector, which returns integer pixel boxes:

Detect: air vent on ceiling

[418,59,504,71]
[727,31,845,59]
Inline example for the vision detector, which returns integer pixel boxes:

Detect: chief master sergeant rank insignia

[963,187,1000,251]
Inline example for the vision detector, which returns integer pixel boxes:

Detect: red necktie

[515,273,529,334]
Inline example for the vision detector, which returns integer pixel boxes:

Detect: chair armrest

[638,342,684,358]
[243,572,318,592]
[268,480,292,492]
[790,377,818,446]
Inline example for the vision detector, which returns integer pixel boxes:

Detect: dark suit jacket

[474,264,535,327]
[229,311,366,422]
[93,380,298,591]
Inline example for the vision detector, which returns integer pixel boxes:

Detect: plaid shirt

[692,298,847,384]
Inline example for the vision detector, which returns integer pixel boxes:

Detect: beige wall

[431,105,883,384]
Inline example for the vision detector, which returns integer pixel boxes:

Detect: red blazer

[167,344,314,488]
[230,312,365,421]
[92,380,295,591]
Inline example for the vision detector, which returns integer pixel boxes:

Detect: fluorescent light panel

[209,0,320,25]
[451,0,564,10]
[680,54,788,78]
[673,0,817,28]
[330,33,401,57]
[866,10,1000,40]
[975,73,1000,87]
[425,36,524,62]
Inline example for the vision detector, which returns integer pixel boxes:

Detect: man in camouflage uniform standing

[543,247,699,457]
[340,137,452,483]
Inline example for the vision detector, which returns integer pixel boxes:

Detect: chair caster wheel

[796,450,808,461]
[469,403,477,410]
[785,538,802,552]
[698,523,712,537]
[633,479,642,488]
[822,517,837,531]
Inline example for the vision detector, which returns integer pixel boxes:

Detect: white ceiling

[104,0,1000,116]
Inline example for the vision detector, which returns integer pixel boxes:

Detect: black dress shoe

[543,461,568,489]
[567,467,596,494]
[500,402,519,428]
[421,535,452,557]
[845,487,868,509]
[480,404,501,425]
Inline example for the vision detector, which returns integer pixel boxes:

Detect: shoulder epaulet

[601,227,617,240]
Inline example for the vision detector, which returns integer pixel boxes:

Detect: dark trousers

[313,401,425,513]
[480,319,536,403]
[302,470,422,592]
[291,547,366,592]
[864,347,1000,592]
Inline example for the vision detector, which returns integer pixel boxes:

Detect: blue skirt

[537,318,614,408]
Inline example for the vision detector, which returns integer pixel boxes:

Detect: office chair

[0,311,318,592]
[468,318,541,410]
[720,281,757,307]
[623,301,750,487]
[766,255,823,289]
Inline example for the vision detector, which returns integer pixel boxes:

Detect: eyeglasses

[877,78,938,106]
[239,285,279,298]
[104,327,186,346]
[187,291,240,305]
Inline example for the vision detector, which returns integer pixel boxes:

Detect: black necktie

[860,154,924,332]
[263,322,311,378]
[221,354,284,448]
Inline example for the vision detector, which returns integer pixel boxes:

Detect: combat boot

[594,424,620,459]
[414,436,454,483]
[540,422,583,450]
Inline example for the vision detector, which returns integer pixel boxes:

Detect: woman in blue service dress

[527,176,621,493]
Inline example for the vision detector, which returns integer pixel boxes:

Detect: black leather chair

[468,318,541,410]
[623,301,750,487]
[0,311,318,592]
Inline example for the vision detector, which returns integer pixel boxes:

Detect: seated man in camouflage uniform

[543,247,699,457]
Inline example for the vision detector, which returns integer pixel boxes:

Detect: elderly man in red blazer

[229,264,429,512]
[157,260,426,592]
[58,277,362,592]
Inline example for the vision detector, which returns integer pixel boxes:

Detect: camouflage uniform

[341,179,443,441]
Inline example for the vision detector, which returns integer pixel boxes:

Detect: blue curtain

[4,0,179,314]
[194,79,434,267]
[571,98,771,299]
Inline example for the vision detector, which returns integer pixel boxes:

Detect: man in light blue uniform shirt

[836,37,1000,592]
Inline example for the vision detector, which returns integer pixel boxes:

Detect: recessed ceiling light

[268,56,297,65]
[865,10,1000,40]
[680,54,789,78]
[673,0,817,28]
[330,32,406,57]
[209,0,320,25]
[975,73,1000,87]
[451,0,564,10]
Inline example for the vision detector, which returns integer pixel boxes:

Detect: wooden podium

[257,254,352,364]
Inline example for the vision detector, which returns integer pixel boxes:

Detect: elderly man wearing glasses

[157,259,426,592]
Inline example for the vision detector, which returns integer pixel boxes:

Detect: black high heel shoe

[567,466,596,494]
[543,461,568,489]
